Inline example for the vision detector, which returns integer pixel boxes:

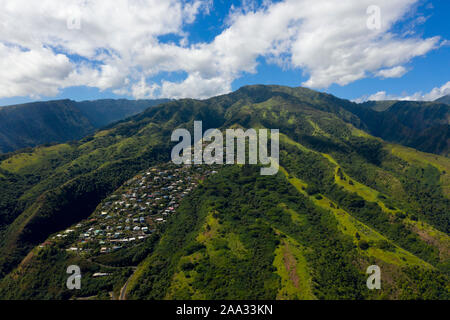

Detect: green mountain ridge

[0,85,448,299]
[344,100,450,156]
[0,98,169,153]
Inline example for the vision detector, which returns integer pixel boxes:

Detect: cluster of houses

[46,162,218,257]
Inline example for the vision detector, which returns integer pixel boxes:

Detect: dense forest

[0,85,448,299]
[0,98,168,153]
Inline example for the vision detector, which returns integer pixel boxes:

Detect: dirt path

[283,244,299,288]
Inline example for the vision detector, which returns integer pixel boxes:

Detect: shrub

[358,240,369,250]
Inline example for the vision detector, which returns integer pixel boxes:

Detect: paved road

[119,268,137,300]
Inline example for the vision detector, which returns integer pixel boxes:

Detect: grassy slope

[272,231,316,300]
[280,132,449,266]
[0,144,74,174]
[279,166,431,268]
[387,144,450,198]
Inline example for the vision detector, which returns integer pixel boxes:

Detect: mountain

[0,85,448,300]
[348,100,450,156]
[436,95,450,105]
[359,100,397,112]
[0,99,169,153]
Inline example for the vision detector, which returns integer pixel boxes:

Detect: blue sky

[0,0,449,106]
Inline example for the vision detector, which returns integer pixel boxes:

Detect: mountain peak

[435,94,450,105]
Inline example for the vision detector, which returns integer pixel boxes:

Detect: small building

[92,273,111,278]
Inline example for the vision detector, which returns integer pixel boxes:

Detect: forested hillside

[0,85,448,299]
[0,99,168,153]
[344,100,449,156]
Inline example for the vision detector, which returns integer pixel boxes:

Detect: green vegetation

[0,85,447,299]
[0,246,132,300]
[0,98,168,153]
[273,233,315,300]
[344,100,450,156]
[127,166,367,299]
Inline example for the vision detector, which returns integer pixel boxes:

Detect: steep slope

[0,100,94,153]
[345,100,450,156]
[436,95,450,105]
[0,99,168,153]
[359,100,397,112]
[125,163,447,300]
[75,99,169,128]
[2,158,447,299]
[0,85,448,299]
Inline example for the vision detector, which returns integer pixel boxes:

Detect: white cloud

[356,81,450,102]
[286,1,439,87]
[422,81,450,101]
[0,44,73,98]
[376,66,408,78]
[0,0,444,99]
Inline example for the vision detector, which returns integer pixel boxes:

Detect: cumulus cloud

[376,66,408,78]
[0,0,444,99]
[0,44,73,98]
[355,81,450,102]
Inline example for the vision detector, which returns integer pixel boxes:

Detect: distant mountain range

[0,99,169,153]
[1,93,448,157]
